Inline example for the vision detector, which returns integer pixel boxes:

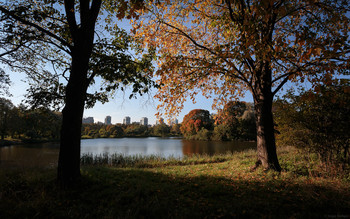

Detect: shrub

[194,127,212,141]
[274,80,350,167]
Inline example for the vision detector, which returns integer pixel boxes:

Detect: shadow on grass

[1,166,349,218]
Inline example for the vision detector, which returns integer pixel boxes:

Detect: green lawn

[1,146,349,218]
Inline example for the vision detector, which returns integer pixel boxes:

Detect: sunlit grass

[80,152,232,168]
[1,146,349,218]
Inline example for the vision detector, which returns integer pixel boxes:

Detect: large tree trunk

[57,55,89,185]
[252,62,281,171]
[254,92,281,171]
[57,43,90,185]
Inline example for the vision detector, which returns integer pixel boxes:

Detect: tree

[239,110,256,141]
[125,124,148,136]
[0,0,155,185]
[152,123,170,137]
[180,109,213,138]
[274,79,350,167]
[0,69,10,96]
[0,99,63,140]
[109,125,124,138]
[214,101,256,140]
[0,3,39,98]
[134,0,350,171]
[0,98,14,141]
[215,101,246,140]
[170,123,181,136]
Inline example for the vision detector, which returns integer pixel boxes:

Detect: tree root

[250,159,282,172]
[250,160,262,172]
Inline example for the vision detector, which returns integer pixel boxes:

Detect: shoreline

[0,139,60,147]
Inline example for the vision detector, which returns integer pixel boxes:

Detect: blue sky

[5,67,253,125]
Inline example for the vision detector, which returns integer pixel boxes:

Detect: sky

[4,68,253,125]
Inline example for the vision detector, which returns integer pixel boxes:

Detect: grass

[80,152,230,168]
[1,146,350,218]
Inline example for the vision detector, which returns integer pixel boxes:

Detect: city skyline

[83,115,171,126]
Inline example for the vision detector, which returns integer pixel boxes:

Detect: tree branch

[0,6,71,50]
[89,0,102,28]
[64,0,78,42]
[272,73,292,97]
[0,41,25,58]
[158,18,250,85]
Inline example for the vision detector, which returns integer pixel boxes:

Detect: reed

[80,152,233,168]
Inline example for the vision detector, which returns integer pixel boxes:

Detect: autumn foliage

[134,0,350,115]
[216,101,249,125]
[180,109,213,138]
[214,101,256,141]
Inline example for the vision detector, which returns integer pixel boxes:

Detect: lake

[0,137,256,168]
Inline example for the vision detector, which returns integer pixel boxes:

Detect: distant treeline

[80,101,257,141]
[0,97,256,142]
[81,123,181,138]
[0,97,182,141]
[0,98,61,141]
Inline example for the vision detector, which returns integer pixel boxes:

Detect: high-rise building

[169,118,179,126]
[105,116,111,125]
[82,117,94,124]
[123,116,131,125]
[140,117,148,126]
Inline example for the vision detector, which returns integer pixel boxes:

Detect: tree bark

[252,62,281,172]
[57,51,89,185]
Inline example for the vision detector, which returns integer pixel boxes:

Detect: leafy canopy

[180,109,213,137]
[0,0,157,109]
[133,0,350,118]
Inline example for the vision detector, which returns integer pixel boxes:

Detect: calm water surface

[0,138,256,168]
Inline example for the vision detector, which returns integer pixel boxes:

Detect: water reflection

[0,138,256,168]
[182,140,256,156]
[81,138,185,158]
[0,142,59,168]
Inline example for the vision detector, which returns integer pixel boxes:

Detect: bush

[274,80,350,167]
[194,127,212,141]
[212,124,229,141]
